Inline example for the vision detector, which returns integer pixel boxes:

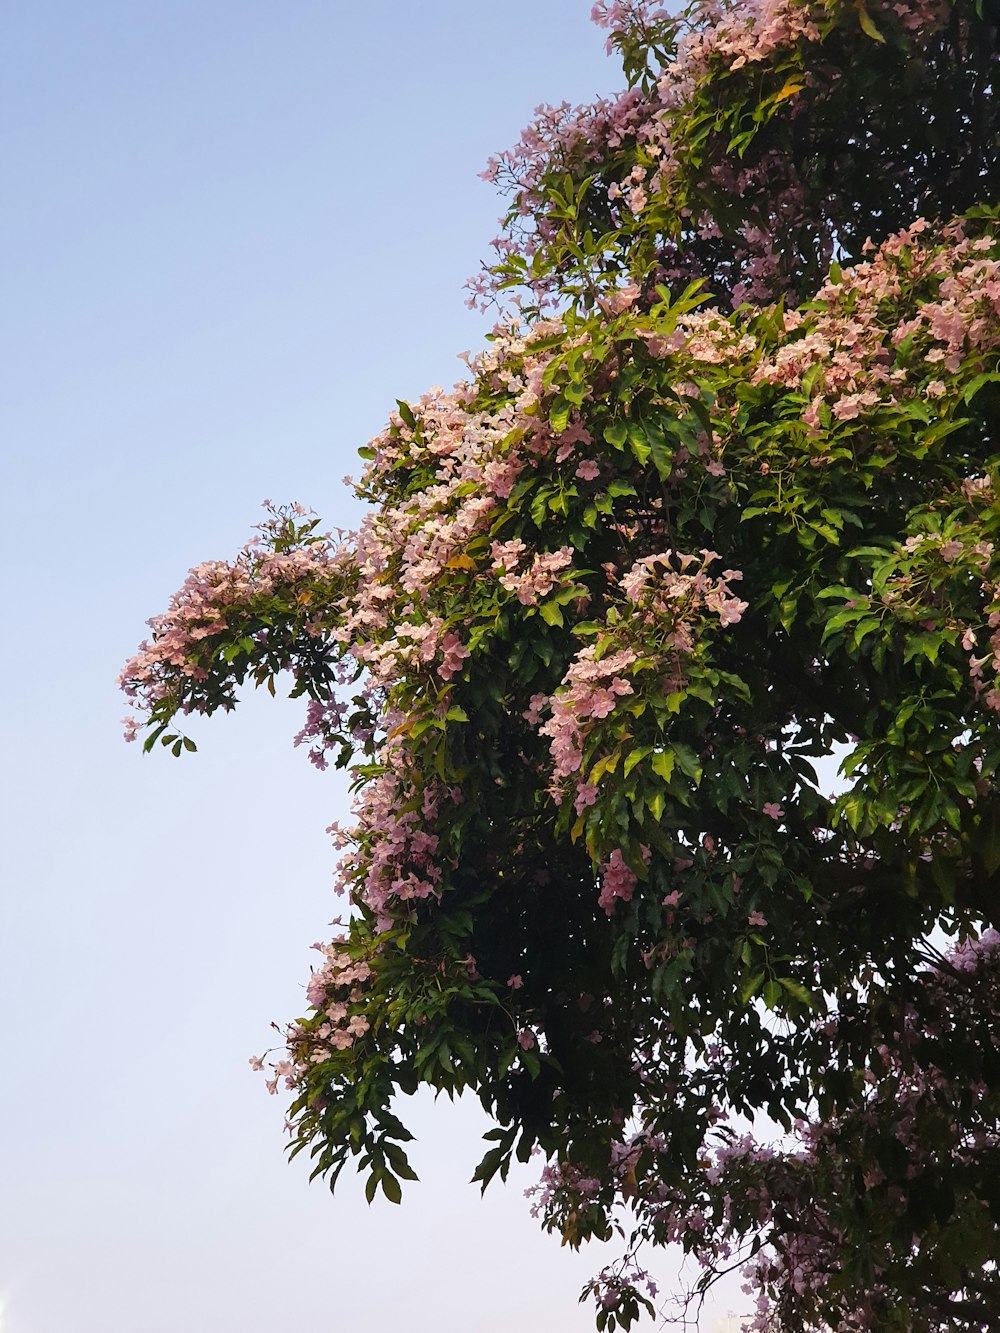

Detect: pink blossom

[762,802,784,820]
[522,692,549,725]
[574,782,600,815]
[598,848,637,914]
[306,971,329,1008]
[599,282,640,315]
[626,185,647,214]
[438,631,470,680]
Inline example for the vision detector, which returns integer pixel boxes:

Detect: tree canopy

[122,2,1000,1328]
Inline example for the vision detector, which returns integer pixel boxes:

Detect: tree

[121,2,1000,1328]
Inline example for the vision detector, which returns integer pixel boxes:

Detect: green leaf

[779,978,813,1007]
[549,398,572,434]
[627,424,651,466]
[673,744,702,785]
[380,1172,402,1204]
[472,1146,507,1192]
[903,632,942,665]
[396,399,417,428]
[962,371,1000,404]
[853,0,884,41]
[384,1144,419,1182]
[740,972,765,1003]
[762,980,783,1010]
[624,746,652,777]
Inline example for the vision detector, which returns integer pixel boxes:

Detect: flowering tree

[121,1,1000,1328]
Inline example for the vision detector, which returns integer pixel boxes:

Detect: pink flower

[599,848,637,914]
[762,802,784,820]
[588,689,618,719]
[306,971,328,1007]
[517,1029,536,1050]
[600,282,640,315]
[437,631,470,680]
[522,692,549,725]
[576,459,601,480]
[508,974,523,989]
[832,395,862,421]
[626,184,647,213]
[574,782,600,815]
[748,911,768,927]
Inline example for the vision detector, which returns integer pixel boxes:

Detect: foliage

[122,2,1000,1328]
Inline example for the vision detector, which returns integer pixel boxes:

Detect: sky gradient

[2,5,746,1329]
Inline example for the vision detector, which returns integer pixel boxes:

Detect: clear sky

[1,5,745,1329]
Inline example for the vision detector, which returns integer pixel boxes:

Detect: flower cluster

[285,939,374,1072]
[119,505,350,735]
[619,549,746,630]
[537,550,746,852]
[539,646,638,787]
[474,0,968,314]
[753,220,1000,422]
[493,543,577,607]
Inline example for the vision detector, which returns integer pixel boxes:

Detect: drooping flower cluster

[119,505,351,737]
[537,550,746,830]
[275,938,375,1075]
[540,646,638,787]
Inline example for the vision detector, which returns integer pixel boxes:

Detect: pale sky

[2,4,745,1329]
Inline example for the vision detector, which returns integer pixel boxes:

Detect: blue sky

[1,5,745,1329]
